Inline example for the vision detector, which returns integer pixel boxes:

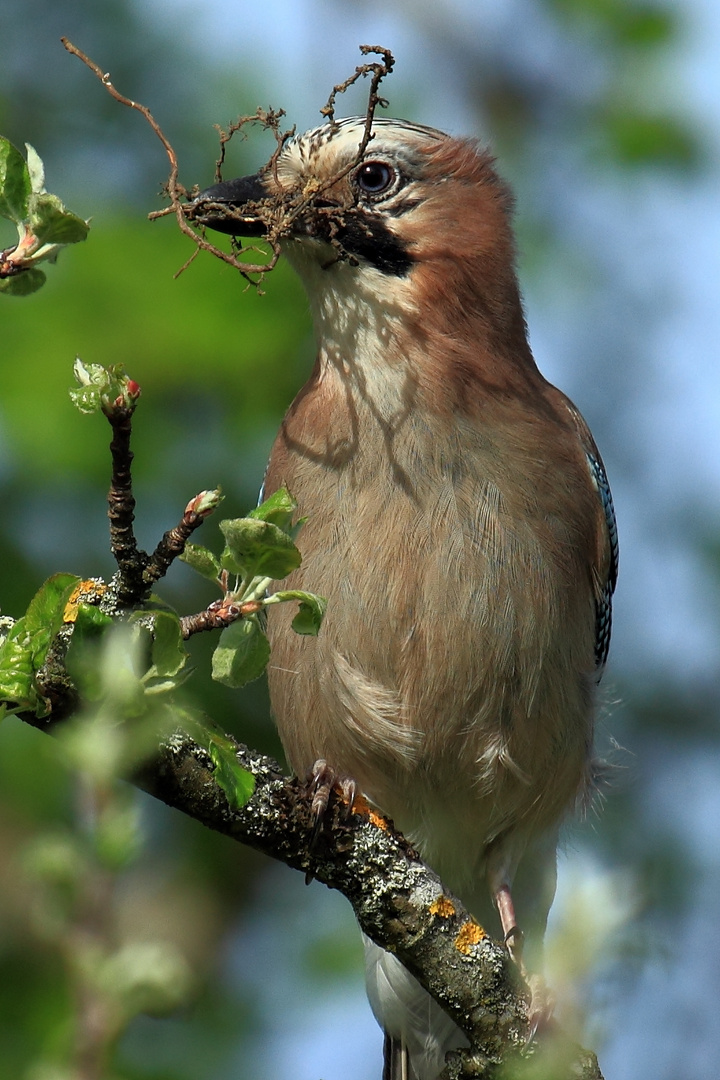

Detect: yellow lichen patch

[454,920,486,954]
[349,792,372,815]
[63,579,107,623]
[429,896,456,919]
[368,808,390,831]
[349,792,389,829]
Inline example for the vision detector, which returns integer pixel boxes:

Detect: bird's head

[195,117,447,275]
[192,117,535,400]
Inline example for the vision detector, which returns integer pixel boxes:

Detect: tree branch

[19,696,603,1078]
[130,727,603,1079]
[136,729,529,1075]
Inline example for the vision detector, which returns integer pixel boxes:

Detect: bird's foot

[496,884,524,965]
[306,758,358,833]
[303,760,358,884]
[523,974,556,1045]
[494,883,556,1040]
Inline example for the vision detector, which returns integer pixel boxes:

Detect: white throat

[283,235,419,420]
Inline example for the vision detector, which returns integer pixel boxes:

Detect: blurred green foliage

[596,107,700,167]
[548,0,678,47]
[0,218,311,482]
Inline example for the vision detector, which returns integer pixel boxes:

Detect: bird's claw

[503,923,525,966]
[306,758,358,841]
[303,760,358,884]
[523,974,556,1047]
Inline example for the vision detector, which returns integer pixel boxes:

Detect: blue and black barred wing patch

[586,450,618,672]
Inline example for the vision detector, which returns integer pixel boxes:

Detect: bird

[194,115,618,1080]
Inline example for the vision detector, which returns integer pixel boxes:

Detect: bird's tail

[383,1034,416,1080]
[364,936,468,1080]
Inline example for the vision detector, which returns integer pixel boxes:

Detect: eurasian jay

[195,116,618,1080]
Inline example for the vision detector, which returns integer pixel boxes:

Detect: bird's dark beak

[192,173,270,236]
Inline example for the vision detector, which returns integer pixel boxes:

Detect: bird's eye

[355,161,396,195]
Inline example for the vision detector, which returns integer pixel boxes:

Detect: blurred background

[1,1,719,1077]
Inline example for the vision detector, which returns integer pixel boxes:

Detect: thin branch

[214,107,295,185]
[179,598,262,640]
[106,404,149,606]
[103,395,221,606]
[143,490,222,590]
[262,46,397,241]
[61,37,181,189]
[61,38,282,285]
[320,43,395,150]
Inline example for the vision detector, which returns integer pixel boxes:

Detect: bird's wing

[560,397,619,675]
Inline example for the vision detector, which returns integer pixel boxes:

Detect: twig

[275,46,396,240]
[179,598,263,640]
[186,45,397,270]
[104,398,220,605]
[62,39,397,284]
[60,38,281,285]
[143,491,221,589]
[320,44,395,146]
[106,404,149,606]
[144,515,205,590]
[61,37,182,192]
[214,106,295,185]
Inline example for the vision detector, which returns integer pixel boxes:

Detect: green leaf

[248,487,298,531]
[0,573,80,711]
[206,730,255,809]
[29,191,90,246]
[220,517,302,581]
[25,572,82,641]
[1,140,88,298]
[72,602,114,633]
[25,143,45,194]
[0,137,31,222]
[69,358,140,416]
[150,611,187,678]
[0,267,46,295]
[179,543,222,582]
[0,619,38,710]
[128,609,188,694]
[211,616,270,688]
[272,589,327,635]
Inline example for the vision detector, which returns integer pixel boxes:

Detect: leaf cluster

[0,137,88,295]
[182,487,326,689]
